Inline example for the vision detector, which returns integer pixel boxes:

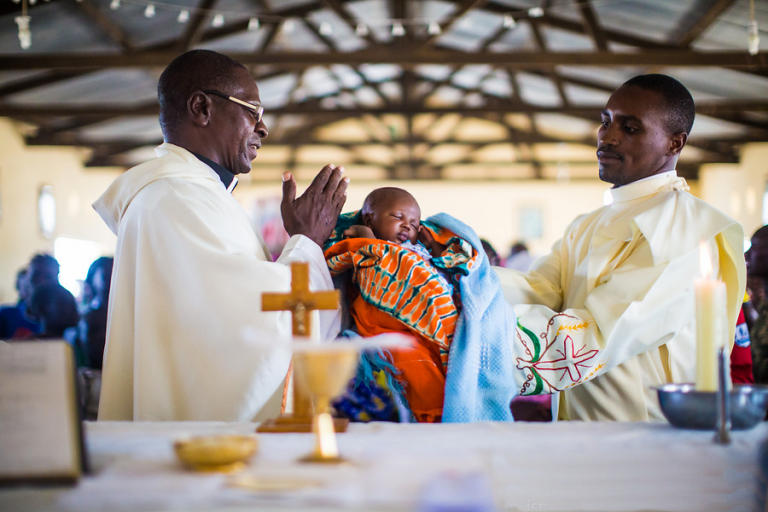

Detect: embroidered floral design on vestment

[516,313,602,395]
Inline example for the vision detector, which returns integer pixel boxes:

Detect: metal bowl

[174,435,258,472]
[656,384,768,430]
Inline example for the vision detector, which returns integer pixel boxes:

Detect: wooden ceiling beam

[75,0,136,53]
[176,0,219,52]
[527,17,570,108]
[0,49,763,70]
[321,0,379,48]
[573,0,608,51]
[6,99,768,117]
[0,71,85,99]
[0,0,65,17]
[674,0,739,48]
[422,0,489,48]
[482,0,670,49]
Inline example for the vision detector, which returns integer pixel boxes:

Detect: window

[54,237,104,299]
[520,206,543,240]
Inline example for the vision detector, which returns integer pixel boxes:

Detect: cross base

[256,415,349,433]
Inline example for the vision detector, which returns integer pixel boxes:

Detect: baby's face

[366,196,421,244]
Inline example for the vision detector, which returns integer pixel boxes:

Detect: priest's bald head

[157,50,268,175]
[597,74,694,188]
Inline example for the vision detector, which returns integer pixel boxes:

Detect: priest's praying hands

[281,165,349,247]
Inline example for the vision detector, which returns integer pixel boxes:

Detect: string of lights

[7,0,762,55]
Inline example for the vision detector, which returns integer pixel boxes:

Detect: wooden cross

[257,261,349,433]
[262,262,339,337]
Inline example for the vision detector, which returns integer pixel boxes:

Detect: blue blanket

[428,213,518,423]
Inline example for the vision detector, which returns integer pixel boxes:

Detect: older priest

[93,50,348,422]
[497,74,746,421]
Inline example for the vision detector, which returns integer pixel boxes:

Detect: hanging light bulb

[748,20,760,55]
[177,10,189,23]
[355,22,369,36]
[391,22,405,37]
[528,7,544,18]
[247,17,260,31]
[15,15,31,50]
[109,0,120,10]
[144,4,156,18]
[503,14,516,29]
[212,14,224,27]
[11,0,20,4]
[28,0,36,5]
[427,22,441,35]
[319,21,332,35]
[283,19,295,33]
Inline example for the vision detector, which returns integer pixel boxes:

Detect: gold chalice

[292,345,358,463]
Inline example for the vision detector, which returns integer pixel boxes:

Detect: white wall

[232,178,611,259]
[0,119,121,302]
[699,143,768,241]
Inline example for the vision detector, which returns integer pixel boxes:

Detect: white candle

[694,244,727,391]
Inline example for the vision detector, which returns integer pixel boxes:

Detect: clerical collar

[192,153,238,193]
[629,170,677,186]
[610,170,688,204]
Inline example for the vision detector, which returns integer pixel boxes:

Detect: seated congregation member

[746,225,768,384]
[325,187,516,423]
[496,74,746,421]
[27,253,61,290]
[77,257,114,370]
[92,50,348,422]
[24,282,79,340]
[0,268,40,339]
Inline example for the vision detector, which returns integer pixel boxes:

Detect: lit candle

[694,244,727,391]
[314,412,339,459]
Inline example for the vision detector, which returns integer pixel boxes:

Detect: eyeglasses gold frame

[203,90,264,124]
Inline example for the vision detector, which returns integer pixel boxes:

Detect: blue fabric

[428,213,518,423]
[0,300,41,339]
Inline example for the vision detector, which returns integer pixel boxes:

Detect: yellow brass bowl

[174,435,258,473]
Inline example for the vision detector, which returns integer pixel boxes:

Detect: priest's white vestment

[496,173,746,421]
[93,143,340,422]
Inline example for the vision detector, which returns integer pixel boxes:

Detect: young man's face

[364,195,421,244]
[597,85,685,187]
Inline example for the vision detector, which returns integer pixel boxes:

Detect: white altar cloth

[1,420,766,512]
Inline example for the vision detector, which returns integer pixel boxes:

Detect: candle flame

[699,242,713,279]
[316,413,338,458]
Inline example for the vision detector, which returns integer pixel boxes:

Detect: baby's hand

[418,226,447,257]
[343,225,375,239]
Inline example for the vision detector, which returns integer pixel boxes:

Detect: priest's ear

[666,131,687,156]
[187,91,213,127]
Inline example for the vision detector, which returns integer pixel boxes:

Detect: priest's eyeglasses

[203,90,264,124]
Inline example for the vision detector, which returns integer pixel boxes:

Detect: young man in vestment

[495,74,746,421]
[93,50,348,422]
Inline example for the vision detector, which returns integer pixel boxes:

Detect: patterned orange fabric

[326,238,458,365]
[325,237,460,422]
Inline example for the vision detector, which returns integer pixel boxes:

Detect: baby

[325,187,465,422]
[343,187,451,291]
[325,188,517,424]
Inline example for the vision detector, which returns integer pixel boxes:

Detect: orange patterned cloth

[324,220,474,422]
